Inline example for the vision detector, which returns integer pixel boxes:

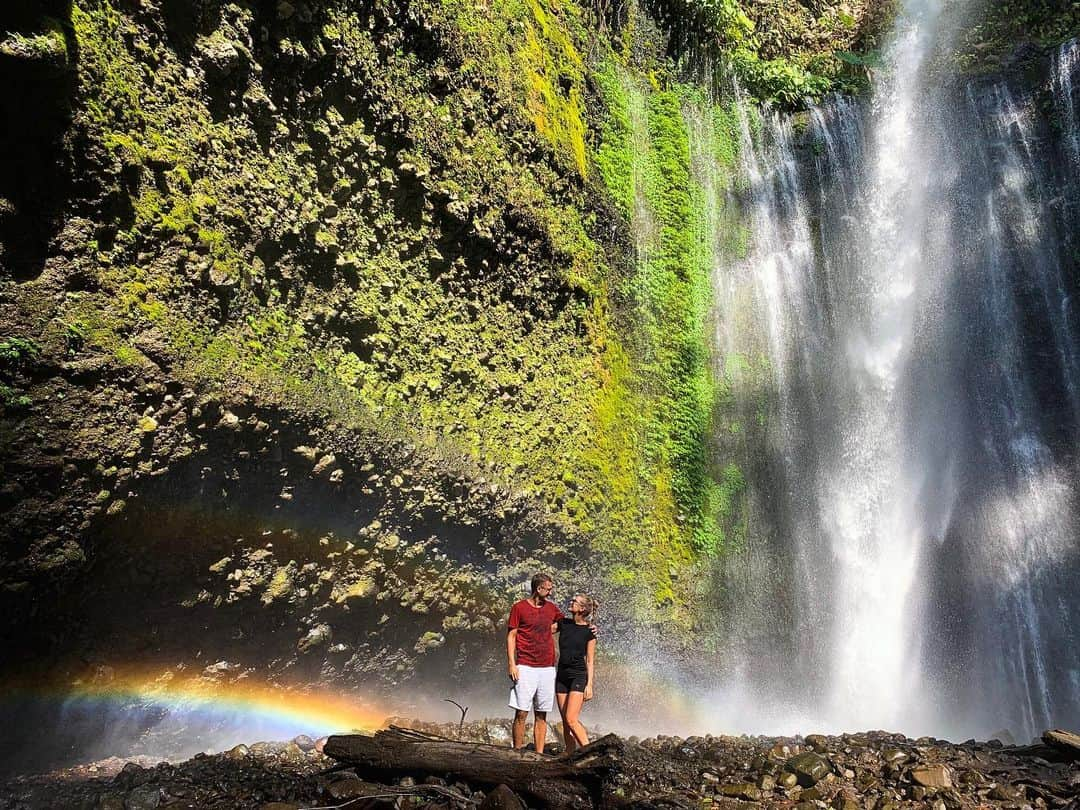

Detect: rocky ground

[3,719,1078,810]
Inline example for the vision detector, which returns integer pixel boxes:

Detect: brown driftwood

[323,726,624,809]
[1042,729,1080,759]
[1005,728,1080,763]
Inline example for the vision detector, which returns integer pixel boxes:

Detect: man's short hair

[530,572,553,593]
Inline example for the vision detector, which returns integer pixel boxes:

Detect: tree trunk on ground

[323,726,624,809]
[1042,729,1080,759]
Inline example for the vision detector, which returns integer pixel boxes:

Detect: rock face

[0,0,769,698]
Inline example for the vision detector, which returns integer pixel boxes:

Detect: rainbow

[2,667,388,760]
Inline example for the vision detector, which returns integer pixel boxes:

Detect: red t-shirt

[508,598,563,667]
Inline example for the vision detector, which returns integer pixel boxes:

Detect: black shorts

[555,669,588,694]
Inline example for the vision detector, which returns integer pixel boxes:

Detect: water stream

[712,0,1080,740]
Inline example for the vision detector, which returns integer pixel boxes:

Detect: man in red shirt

[507,572,563,752]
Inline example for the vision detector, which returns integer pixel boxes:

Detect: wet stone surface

[1,723,1079,809]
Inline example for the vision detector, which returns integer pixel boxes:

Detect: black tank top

[557,618,595,674]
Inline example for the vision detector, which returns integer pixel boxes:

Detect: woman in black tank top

[555,594,597,753]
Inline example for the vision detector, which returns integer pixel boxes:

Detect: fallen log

[1042,729,1080,759]
[323,727,624,809]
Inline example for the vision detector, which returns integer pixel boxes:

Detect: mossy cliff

[0,0,898,690]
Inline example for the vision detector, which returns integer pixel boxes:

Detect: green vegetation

[0,337,40,412]
[0,19,69,66]
[953,0,1080,72]
[648,0,896,105]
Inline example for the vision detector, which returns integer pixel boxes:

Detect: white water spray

[713,0,1080,737]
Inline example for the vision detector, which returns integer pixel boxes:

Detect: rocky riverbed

[3,719,1079,810]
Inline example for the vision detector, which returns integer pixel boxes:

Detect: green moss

[519,0,589,177]
[0,21,69,66]
[72,2,144,129]
[595,60,636,219]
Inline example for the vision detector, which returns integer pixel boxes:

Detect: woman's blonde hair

[573,593,598,620]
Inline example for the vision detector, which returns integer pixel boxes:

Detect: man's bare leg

[533,711,547,753]
[512,709,528,749]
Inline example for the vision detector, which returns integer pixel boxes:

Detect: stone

[478,785,525,810]
[224,743,249,760]
[806,734,830,750]
[757,773,776,791]
[785,751,832,787]
[989,728,1016,745]
[414,631,445,652]
[311,453,336,478]
[719,783,762,801]
[778,772,799,788]
[136,416,158,432]
[217,410,240,429]
[196,32,246,78]
[881,748,908,765]
[124,786,160,810]
[325,777,380,800]
[484,723,511,744]
[291,734,316,751]
[910,764,952,789]
[259,805,300,810]
[297,623,332,653]
[831,794,859,810]
[989,783,1025,801]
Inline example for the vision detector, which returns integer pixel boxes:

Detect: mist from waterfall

[708,0,1080,741]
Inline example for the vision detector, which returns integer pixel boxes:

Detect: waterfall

[713,1,1080,739]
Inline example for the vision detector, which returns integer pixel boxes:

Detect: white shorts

[508,665,556,713]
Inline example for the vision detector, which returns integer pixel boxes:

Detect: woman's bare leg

[563,691,589,748]
[555,691,576,753]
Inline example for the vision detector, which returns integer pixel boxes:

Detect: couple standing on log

[507,572,598,755]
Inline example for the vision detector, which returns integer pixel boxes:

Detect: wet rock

[478,784,525,810]
[805,734,829,750]
[113,761,151,788]
[785,751,832,787]
[291,734,316,751]
[484,722,511,744]
[910,763,952,788]
[124,785,160,810]
[311,453,336,478]
[719,782,762,801]
[989,783,1025,800]
[325,776,381,800]
[297,623,332,653]
[225,743,249,760]
[196,32,247,79]
[882,748,908,765]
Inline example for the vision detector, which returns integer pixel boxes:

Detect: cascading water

[712,0,1080,740]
